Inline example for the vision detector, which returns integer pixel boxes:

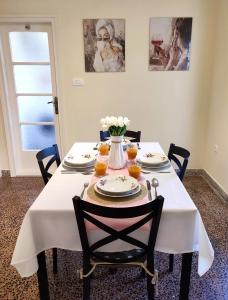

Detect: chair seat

[92,249,146,264]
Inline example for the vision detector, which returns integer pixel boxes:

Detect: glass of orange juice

[95,155,108,177]
[127,144,138,160]
[128,163,141,179]
[99,143,109,155]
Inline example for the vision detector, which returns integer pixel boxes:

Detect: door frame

[0,16,65,176]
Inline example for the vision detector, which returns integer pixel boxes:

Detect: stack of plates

[95,174,141,198]
[137,152,170,170]
[63,153,96,171]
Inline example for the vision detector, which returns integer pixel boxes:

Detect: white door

[0,23,61,176]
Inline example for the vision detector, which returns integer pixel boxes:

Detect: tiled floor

[0,175,227,300]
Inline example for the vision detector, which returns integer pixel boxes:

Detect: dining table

[11,142,214,300]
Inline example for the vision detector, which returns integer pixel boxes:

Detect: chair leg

[146,261,154,300]
[83,276,90,300]
[52,248,58,274]
[83,259,91,300]
[169,254,174,272]
[147,273,154,300]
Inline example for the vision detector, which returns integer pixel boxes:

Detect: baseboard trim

[186,169,228,202]
[1,170,10,177]
[186,169,205,176]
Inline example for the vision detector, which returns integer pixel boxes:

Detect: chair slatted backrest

[72,196,164,262]
[36,144,61,185]
[168,143,190,181]
[100,130,141,143]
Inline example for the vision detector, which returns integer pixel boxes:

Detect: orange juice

[99,143,109,155]
[95,161,107,176]
[127,147,138,160]
[128,164,141,179]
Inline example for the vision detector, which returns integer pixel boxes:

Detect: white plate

[137,152,169,166]
[94,184,141,198]
[139,160,171,170]
[63,160,95,168]
[64,153,96,167]
[96,174,140,195]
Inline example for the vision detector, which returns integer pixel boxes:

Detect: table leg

[179,252,193,300]
[37,251,50,300]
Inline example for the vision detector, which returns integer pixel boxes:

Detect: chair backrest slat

[73,196,164,259]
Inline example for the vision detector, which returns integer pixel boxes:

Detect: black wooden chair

[72,195,164,300]
[168,143,190,181]
[100,130,141,143]
[36,144,61,274]
[167,143,190,272]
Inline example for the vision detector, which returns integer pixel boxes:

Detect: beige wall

[204,0,228,193]
[0,0,218,171]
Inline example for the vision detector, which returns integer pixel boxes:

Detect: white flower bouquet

[100,116,130,136]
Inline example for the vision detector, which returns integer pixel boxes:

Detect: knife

[146,180,152,201]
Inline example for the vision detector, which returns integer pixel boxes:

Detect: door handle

[47,97,59,115]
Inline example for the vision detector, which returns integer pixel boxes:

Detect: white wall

[0,0,218,170]
[204,0,228,194]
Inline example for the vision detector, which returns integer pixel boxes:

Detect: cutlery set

[146,178,159,200]
[61,169,94,175]
[141,169,171,174]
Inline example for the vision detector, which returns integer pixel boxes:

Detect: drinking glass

[98,143,109,155]
[127,144,138,160]
[95,155,108,177]
[128,161,141,179]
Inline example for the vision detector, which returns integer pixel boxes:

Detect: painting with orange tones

[149,18,193,71]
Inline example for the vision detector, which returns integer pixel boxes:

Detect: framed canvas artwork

[149,17,193,71]
[83,19,125,72]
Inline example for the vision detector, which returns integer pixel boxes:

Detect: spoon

[151,178,159,198]
[80,182,89,199]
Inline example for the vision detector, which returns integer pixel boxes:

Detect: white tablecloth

[11,143,214,277]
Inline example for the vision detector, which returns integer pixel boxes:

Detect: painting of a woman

[83,19,125,72]
[149,17,193,71]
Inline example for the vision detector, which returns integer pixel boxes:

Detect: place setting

[61,152,96,174]
[87,174,148,205]
[137,152,172,174]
